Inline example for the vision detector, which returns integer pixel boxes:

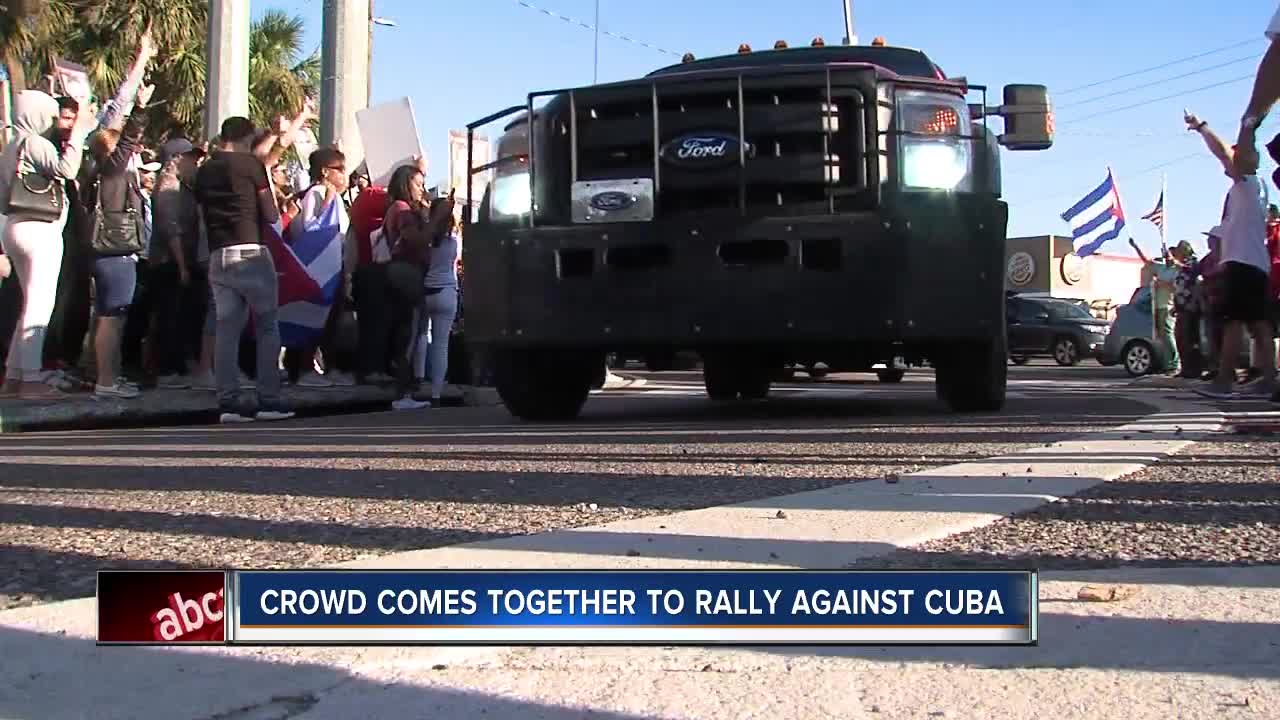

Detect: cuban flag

[1060,169,1126,257]
[262,197,344,349]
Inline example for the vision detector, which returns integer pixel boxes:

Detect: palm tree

[0,0,76,93]
[248,10,319,131]
[70,0,207,140]
[4,3,314,144]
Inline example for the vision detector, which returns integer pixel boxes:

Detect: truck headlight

[896,90,974,192]
[491,172,532,218]
[902,141,969,190]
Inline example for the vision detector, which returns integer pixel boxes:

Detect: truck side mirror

[993,84,1053,151]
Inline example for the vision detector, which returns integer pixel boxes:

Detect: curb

[0,385,503,434]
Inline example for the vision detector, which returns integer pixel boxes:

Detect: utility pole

[321,0,370,165]
[205,0,250,140]
[593,0,600,84]
[842,0,857,46]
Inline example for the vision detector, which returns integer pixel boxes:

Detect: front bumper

[464,194,1009,350]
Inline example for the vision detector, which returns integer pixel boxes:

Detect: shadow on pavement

[0,625,653,720]
[744,605,1280,681]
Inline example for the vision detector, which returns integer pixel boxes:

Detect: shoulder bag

[89,170,144,257]
[5,137,66,223]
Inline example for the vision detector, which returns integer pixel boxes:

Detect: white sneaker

[256,408,296,422]
[297,371,335,389]
[392,396,430,411]
[238,373,256,390]
[329,371,357,387]
[94,383,140,400]
[219,411,256,424]
[189,371,217,391]
[157,374,189,389]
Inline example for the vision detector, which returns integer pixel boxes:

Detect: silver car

[1099,288,1251,377]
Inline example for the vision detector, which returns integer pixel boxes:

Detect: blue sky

[267,0,1277,258]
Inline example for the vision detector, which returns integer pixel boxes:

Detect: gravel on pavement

[873,439,1280,570]
[0,392,1156,610]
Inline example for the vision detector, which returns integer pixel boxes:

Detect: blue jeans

[209,246,282,413]
[412,286,458,399]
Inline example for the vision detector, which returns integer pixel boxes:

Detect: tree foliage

[2,2,317,144]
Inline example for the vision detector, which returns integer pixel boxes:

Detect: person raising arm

[1234,5,1280,176]
[1186,111,1241,180]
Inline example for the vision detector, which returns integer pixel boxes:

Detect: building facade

[1004,235,1150,318]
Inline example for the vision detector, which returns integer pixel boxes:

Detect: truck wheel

[703,361,739,401]
[738,366,773,400]
[877,369,906,383]
[702,356,772,401]
[935,338,1007,413]
[495,349,597,421]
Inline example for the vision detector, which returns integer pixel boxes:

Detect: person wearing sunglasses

[282,147,354,389]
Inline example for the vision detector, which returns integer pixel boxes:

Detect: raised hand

[135,83,156,108]
[1183,110,1202,131]
[139,21,156,62]
[76,101,100,132]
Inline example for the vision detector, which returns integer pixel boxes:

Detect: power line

[1060,74,1254,125]
[1057,38,1261,95]
[510,0,682,58]
[1058,53,1261,110]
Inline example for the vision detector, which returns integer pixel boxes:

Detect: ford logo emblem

[589,191,636,212]
[660,132,747,169]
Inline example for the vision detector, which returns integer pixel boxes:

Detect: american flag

[1141,191,1165,232]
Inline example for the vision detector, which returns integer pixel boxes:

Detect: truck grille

[544,70,874,220]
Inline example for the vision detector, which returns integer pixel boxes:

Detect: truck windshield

[649,47,941,79]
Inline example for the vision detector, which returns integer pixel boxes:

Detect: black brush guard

[460,65,1006,362]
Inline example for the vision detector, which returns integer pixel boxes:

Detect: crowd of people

[0,32,463,421]
[1131,105,1280,402]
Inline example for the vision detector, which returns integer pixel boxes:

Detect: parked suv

[463,43,1053,420]
[1007,295,1110,366]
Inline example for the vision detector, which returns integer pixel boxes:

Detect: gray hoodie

[0,90,89,223]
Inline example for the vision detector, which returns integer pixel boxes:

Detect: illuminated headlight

[902,140,970,190]
[491,173,532,218]
[896,89,974,192]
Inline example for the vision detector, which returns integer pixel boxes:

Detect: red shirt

[386,199,430,268]
[1267,220,1280,299]
[349,186,390,267]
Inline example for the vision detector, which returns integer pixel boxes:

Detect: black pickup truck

[461,43,1053,421]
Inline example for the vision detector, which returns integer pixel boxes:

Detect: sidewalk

[0,383,502,434]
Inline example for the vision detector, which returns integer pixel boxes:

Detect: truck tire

[935,337,1007,413]
[738,366,772,400]
[877,369,906,383]
[703,359,740,401]
[702,356,772,401]
[495,349,597,421]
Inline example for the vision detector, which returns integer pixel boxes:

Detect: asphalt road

[0,361,1273,610]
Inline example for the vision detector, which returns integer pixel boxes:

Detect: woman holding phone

[412,194,462,406]
[382,167,454,410]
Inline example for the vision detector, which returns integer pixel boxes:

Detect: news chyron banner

[98,570,1037,646]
